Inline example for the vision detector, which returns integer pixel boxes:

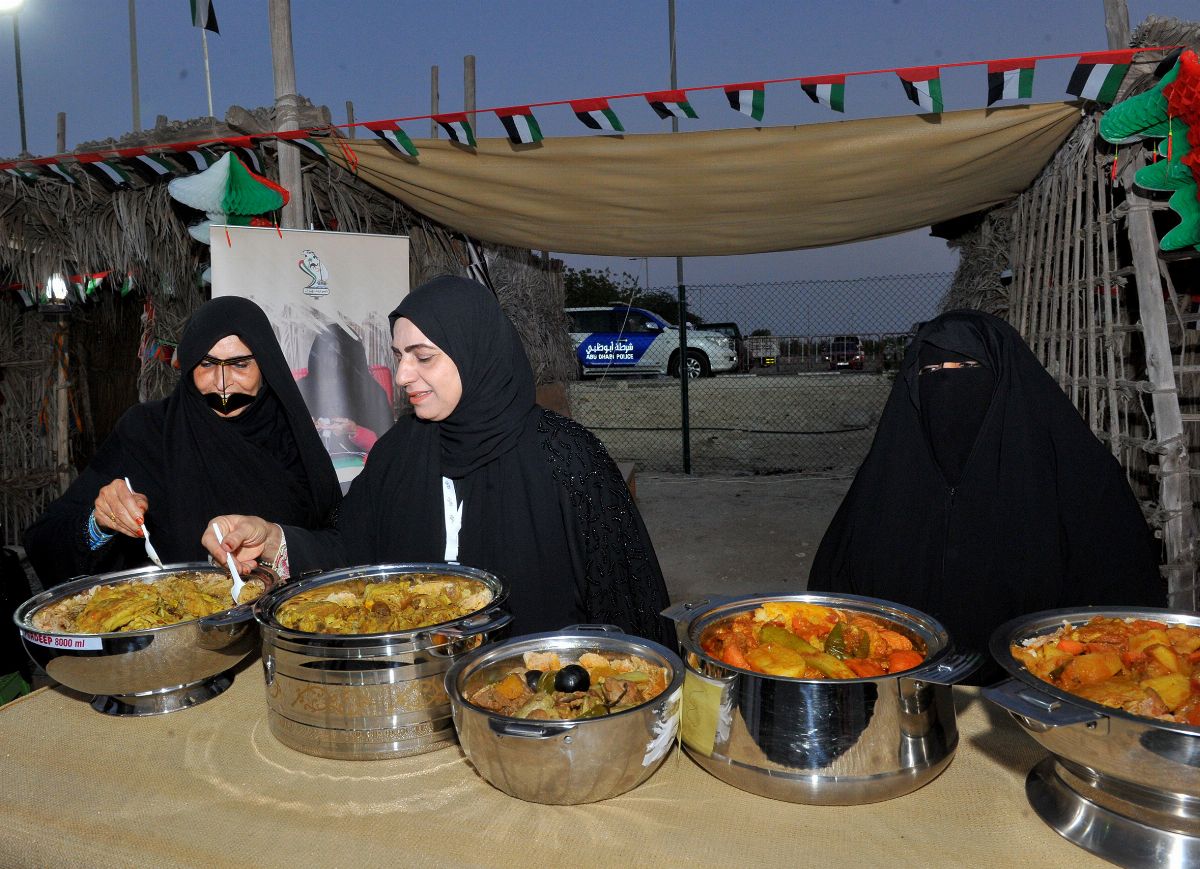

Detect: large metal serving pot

[254,563,511,760]
[984,607,1200,868]
[445,625,684,805]
[665,592,981,805]
[13,562,263,716]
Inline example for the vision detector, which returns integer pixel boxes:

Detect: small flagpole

[201,28,214,118]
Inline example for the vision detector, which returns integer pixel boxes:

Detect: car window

[569,311,612,333]
[621,311,661,333]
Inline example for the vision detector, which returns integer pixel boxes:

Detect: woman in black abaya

[297,324,394,453]
[205,276,672,643]
[24,296,341,585]
[808,310,1163,684]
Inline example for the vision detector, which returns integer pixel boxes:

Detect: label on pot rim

[21,630,104,651]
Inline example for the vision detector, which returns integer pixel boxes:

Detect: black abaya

[282,276,672,643]
[297,324,394,439]
[25,296,340,585]
[808,310,1163,684]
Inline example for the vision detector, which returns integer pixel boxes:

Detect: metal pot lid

[14,561,253,637]
[445,624,685,726]
[254,562,509,640]
[990,605,1200,736]
[665,591,955,682]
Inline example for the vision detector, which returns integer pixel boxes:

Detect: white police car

[566,305,738,379]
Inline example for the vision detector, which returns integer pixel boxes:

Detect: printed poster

[210,225,410,489]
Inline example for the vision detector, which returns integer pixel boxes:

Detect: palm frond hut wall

[0,122,572,549]
[944,17,1200,609]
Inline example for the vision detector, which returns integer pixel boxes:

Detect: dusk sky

[0,0,1195,307]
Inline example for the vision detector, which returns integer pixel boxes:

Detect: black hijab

[297,325,394,438]
[314,276,579,633]
[94,296,340,560]
[809,310,1163,684]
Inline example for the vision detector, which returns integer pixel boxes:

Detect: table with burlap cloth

[0,671,1105,868]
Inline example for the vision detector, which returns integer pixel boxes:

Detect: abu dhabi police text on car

[566,305,738,379]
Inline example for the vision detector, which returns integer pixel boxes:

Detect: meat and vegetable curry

[274,574,491,634]
[1011,616,1200,725]
[32,570,261,633]
[700,601,927,679]
[467,650,669,720]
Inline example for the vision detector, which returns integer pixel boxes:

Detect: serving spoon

[211,523,247,605]
[123,477,164,568]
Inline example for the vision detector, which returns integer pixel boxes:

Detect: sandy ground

[569,371,891,474]
[633,470,854,605]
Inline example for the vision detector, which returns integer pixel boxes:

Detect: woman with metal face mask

[24,296,341,586]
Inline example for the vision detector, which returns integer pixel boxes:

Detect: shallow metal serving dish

[445,625,683,804]
[254,562,511,760]
[985,607,1200,868]
[13,562,262,716]
[665,592,980,805]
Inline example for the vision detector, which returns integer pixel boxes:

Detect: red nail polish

[136,517,143,526]
[137,529,144,537]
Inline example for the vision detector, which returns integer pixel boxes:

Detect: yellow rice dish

[32,570,261,634]
[274,574,491,634]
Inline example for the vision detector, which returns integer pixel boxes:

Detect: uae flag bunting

[190,0,219,34]
[4,167,38,182]
[17,288,33,308]
[897,66,944,113]
[117,149,176,182]
[120,274,135,297]
[800,75,846,113]
[494,106,544,145]
[987,58,1036,105]
[570,98,624,132]
[365,121,420,156]
[275,132,329,160]
[433,113,476,146]
[39,162,77,184]
[168,146,219,173]
[75,155,132,190]
[1067,51,1130,104]
[645,89,698,120]
[226,138,263,173]
[725,82,765,121]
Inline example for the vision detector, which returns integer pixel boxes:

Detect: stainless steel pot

[445,625,684,804]
[665,592,981,805]
[13,562,265,716]
[985,607,1200,868]
[254,563,511,760]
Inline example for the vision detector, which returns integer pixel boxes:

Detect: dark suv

[825,335,865,370]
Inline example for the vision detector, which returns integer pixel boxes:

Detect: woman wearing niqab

[25,296,341,585]
[208,276,672,643]
[808,310,1163,684]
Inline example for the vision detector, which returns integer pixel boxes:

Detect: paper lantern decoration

[170,152,289,246]
[1100,50,1200,252]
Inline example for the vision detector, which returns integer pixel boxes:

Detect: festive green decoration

[1099,50,1200,252]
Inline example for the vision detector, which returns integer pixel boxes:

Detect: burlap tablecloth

[0,668,1107,868]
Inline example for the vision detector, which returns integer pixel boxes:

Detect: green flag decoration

[190,0,218,34]
[365,121,420,156]
[724,82,765,122]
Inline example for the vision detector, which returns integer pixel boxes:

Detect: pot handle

[982,677,1105,728]
[488,718,571,739]
[661,596,735,623]
[428,608,513,640]
[199,603,254,629]
[561,623,623,634]
[909,649,983,686]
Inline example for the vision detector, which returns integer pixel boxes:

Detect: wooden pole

[1103,0,1130,50]
[268,0,304,229]
[345,100,355,137]
[128,0,141,132]
[464,55,475,133]
[56,112,65,153]
[430,65,439,137]
[54,320,70,494]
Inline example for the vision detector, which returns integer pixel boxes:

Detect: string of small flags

[0,47,1174,179]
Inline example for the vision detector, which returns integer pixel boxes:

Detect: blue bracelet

[86,510,115,550]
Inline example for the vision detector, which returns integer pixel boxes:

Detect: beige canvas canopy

[330,101,1081,257]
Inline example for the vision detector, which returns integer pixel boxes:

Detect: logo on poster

[298,249,330,297]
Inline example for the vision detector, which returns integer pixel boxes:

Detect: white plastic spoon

[123,476,164,568]
[211,523,246,605]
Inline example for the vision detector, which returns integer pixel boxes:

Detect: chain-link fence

[567,272,954,474]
